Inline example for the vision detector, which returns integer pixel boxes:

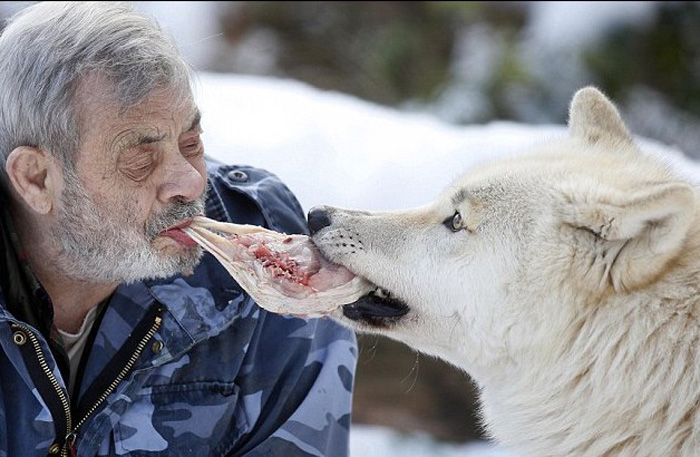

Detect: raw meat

[183,216,372,316]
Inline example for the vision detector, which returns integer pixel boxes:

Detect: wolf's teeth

[375,287,392,299]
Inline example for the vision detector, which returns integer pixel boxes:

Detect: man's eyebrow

[184,109,202,133]
[113,109,202,153]
[113,129,167,153]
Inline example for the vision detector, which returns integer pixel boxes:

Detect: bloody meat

[182,216,372,316]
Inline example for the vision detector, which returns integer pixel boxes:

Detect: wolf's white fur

[312,87,700,456]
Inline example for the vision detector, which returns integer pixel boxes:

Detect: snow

[195,72,700,215]
[196,72,555,213]
[349,425,511,457]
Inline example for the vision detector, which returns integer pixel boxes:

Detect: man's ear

[5,146,58,214]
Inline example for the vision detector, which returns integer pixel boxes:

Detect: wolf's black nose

[307,206,332,235]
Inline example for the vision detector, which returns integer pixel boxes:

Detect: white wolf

[308,87,699,456]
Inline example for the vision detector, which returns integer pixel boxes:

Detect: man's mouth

[160,219,199,248]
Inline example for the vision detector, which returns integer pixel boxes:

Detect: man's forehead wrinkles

[103,101,200,154]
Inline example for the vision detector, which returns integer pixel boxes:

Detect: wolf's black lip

[342,291,409,327]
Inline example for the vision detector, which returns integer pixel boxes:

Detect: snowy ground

[197,72,565,213]
[350,425,511,457]
[195,72,700,215]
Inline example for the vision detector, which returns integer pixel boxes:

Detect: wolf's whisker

[400,351,420,394]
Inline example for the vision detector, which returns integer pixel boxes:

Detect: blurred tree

[585,1,700,117]
[582,1,700,157]
[218,1,501,106]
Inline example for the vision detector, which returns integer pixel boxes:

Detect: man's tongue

[162,228,198,247]
[161,220,198,248]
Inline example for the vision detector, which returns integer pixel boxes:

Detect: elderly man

[0,2,356,456]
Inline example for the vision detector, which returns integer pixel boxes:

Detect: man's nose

[158,152,206,203]
[307,206,332,235]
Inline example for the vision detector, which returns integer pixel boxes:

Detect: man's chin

[174,247,204,277]
[150,237,204,277]
[154,234,191,251]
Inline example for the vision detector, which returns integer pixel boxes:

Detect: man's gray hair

[0,1,193,182]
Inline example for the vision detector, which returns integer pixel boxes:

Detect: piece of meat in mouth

[183,216,370,316]
[159,219,199,248]
[181,216,409,322]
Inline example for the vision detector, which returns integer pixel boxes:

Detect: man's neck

[46,280,117,334]
[28,248,117,333]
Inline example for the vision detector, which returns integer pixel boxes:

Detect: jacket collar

[0,191,55,336]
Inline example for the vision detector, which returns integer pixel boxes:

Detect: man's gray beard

[52,173,206,284]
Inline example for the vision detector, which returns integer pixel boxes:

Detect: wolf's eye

[444,211,464,232]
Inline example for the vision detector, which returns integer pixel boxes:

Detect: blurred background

[127,0,700,163]
[2,0,699,451]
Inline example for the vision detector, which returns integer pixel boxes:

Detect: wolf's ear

[564,182,694,291]
[568,86,633,146]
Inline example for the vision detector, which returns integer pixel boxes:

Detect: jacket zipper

[69,314,162,443]
[12,323,73,457]
[13,312,163,456]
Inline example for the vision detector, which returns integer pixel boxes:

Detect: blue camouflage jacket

[0,160,357,456]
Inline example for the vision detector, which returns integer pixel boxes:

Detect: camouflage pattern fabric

[0,161,358,456]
